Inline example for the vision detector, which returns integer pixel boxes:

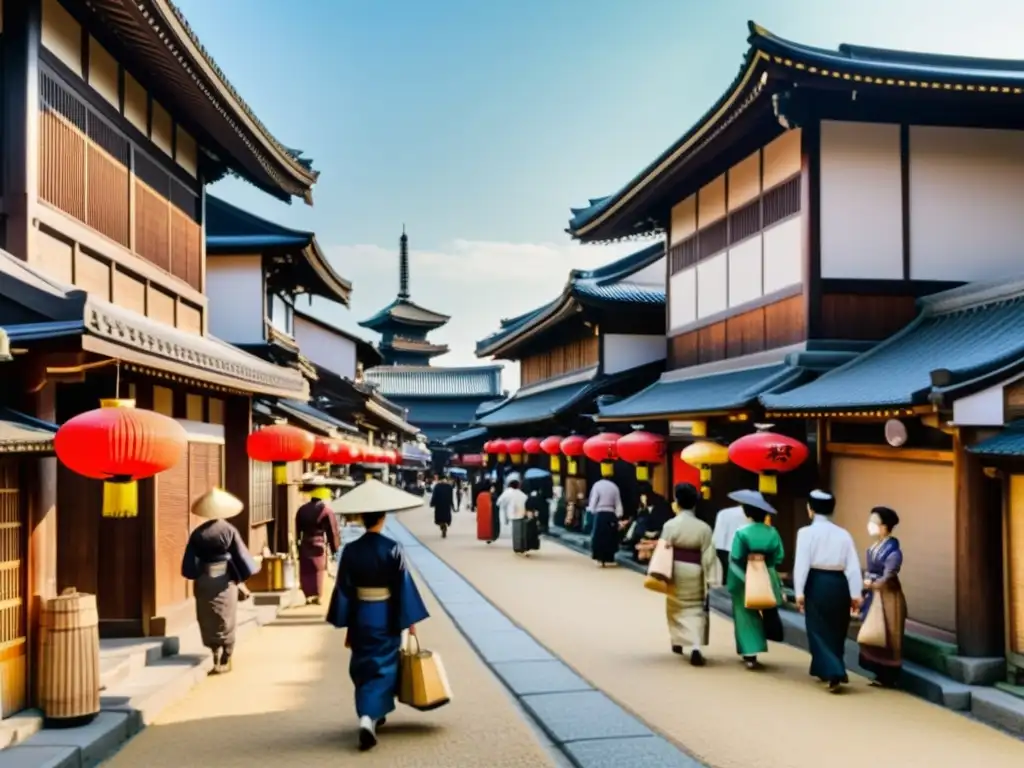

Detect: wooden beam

[826,442,952,463]
[954,427,1005,656]
[134,381,158,637]
[223,395,253,545]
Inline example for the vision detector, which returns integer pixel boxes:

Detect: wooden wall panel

[73,250,110,301]
[520,334,599,387]
[113,271,146,316]
[669,294,805,369]
[155,456,189,611]
[819,293,917,341]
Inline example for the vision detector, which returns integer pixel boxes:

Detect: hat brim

[728,490,777,515]
[192,488,244,520]
[333,479,425,516]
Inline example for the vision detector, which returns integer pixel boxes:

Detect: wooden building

[473,244,667,503]
[0,0,319,714]
[203,195,357,551]
[361,230,505,462]
[570,21,1024,664]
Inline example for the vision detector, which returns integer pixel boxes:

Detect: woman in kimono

[181,488,259,674]
[326,479,431,751]
[726,490,785,670]
[295,477,341,605]
[625,484,675,563]
[661,483,717,666]
[476,481,498,543]
[859,506,908,688]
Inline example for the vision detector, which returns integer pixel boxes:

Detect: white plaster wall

[602,334,666,375]
[294,316,358,380]
[696,252,727,318]
[909,126,1024,283]
[669,267,696,329]
[727,236,763,307]
[205,256,264,344]
[819,120,904,279]
[762,216,802,294]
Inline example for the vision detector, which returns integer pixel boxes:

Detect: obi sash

[673,548,702,564]
[356,587,391,602]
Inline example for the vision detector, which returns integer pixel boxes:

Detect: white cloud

[303,237,650,392]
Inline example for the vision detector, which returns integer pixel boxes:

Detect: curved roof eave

[154,0,319,192]
[474,242,667,357]
[302,237,352,306]
[567,29,769,241]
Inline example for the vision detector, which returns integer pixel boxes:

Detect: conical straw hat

[191,487,244,520]
[333,478,425,516]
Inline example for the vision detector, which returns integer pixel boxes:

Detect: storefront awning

[967,422,1024,457]
[597,363,803,421]
[273,399,359,436]
[0,408,58,453]
[762,281,1024,414]
[476,376,597,428]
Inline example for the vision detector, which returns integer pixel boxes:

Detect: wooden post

[954,428,1005,656]
[223,395,252,543]
[25,381,57,705]
[134,382,158,636]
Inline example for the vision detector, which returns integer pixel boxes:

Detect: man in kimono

[429,474,455,538]
[794,489,863,693]
[712,501,748,582]
[295,476,341,605]
[326,479,432,751]
[182,488,259,674]
[660,483,717,666]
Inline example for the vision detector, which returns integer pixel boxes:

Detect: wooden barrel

[249,555,284,592]
[39,589,100,725]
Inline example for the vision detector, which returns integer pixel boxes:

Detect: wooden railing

[38,70,203,292]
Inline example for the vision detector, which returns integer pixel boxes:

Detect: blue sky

[178,0,1024,390]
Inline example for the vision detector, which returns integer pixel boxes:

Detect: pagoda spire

[398,225,410,299]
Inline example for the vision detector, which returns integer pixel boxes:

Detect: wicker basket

[39,588,100,724]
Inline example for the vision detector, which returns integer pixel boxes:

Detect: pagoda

[359,228,451,365]
[361,230,504,451]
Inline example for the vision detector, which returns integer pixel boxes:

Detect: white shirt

[793,515,863,599]
[496,487,528,522]
[588,479,624,517]
[712,505,748,552]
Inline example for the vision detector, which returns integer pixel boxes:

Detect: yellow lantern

[680,441,730,500]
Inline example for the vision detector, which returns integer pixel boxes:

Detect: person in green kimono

[725,490,785,670]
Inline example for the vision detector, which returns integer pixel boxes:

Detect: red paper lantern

[539,435,563,472]
[489,438,509,462]
[247,424,315,484]
[560,435,585,457]
[55,398,188,518]
[308,436,343,465]
[483,440,493,454]
[616,430,666,481]
[583,433,620,478]
[728,429,809,495]
[364,446,381,463]
[338,442,362,464]
[523,437,542,455]
[387,448,401,465]
[505,437,525,465]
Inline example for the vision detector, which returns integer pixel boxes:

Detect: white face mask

[867,521,881,537]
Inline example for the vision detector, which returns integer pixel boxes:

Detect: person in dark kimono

[859,506,907,688]
[588,475,623,566]
[295,478,341,605]
[793,490,863,693]
[326,479,431,751]
[429,474,455,538]
[181,488,259,674]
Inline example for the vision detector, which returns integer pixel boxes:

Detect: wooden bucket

[249,555,285,592]
[40,588,100,724]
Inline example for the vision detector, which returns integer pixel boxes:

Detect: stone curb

[0,593,301,768]
[387,520,706,768]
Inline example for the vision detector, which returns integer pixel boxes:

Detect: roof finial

[398,226,410,299]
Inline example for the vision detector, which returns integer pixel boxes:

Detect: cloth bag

[857,593,887,647]
[647,540,674,583]
[398,634,452,712]
[744,554,778,610]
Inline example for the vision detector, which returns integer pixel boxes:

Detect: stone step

[98,640,168,693]
[970,687,1024,737]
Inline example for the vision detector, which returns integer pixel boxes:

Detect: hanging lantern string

[115,359,122,400]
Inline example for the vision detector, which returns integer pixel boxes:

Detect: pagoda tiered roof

[359,298,450,332]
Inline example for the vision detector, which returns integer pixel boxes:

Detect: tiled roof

[968,423,1024,457]
[476,380,597,428]
[569,21,1024,242]
[273,399,359,436]
[396,398,485,429]
[359,298,450,331]
[599,364,804,420]
[762,279,1024,412]
[475,242,665,356]
[386,337,450,355]
[443,426,488,446]
[0,408,57,453]
[365,365,503,398]
[205,196,351,305]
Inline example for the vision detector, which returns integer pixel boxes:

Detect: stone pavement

[400,507,1024,768]
[102,573,556,767]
